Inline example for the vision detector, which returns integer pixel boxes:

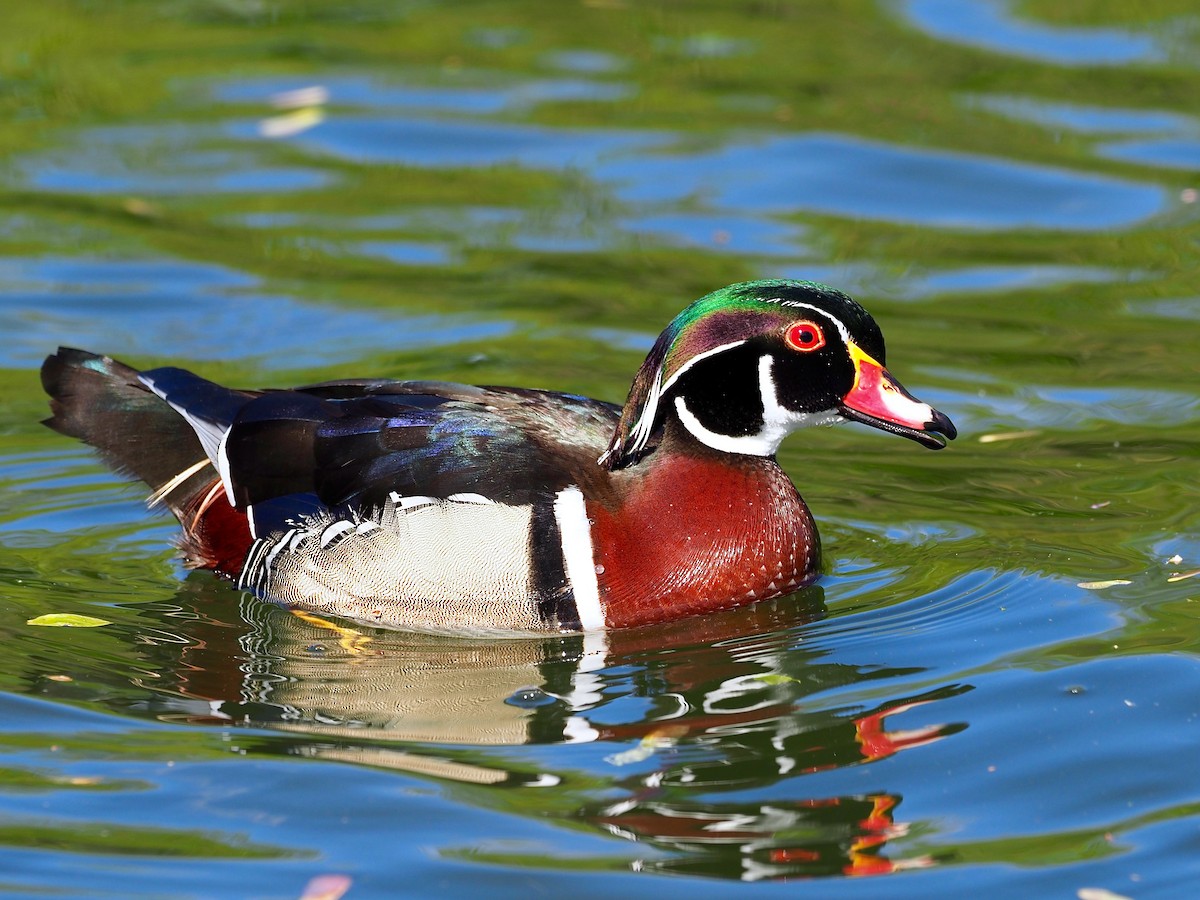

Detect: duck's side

[40,279,956,633]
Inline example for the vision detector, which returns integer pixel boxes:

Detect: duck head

[601,279,957,469]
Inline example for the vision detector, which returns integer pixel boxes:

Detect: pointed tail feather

[41,348,218,520]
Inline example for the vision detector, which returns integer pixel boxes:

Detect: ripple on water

[935,383,1200,432]
[775,261,1133,301]
[596,132,1166,231]
[541,49,628,74]
[0,256,513,368]
[268,114,669,170]
[900,0,1165,66]
[1127,296,1200,321]
[1100,137,1200,170]
[21,124,331,195]
[237,95,1165,232]
[968,94,1193,135]
[214,73,631,114]
[810,567,1123,675]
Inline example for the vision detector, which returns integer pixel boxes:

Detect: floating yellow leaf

[604,725,688,766]
[27,614,111,628]
[259,107,325,139]
[756,673,799,685]
[1077,580,1132,590]
[978,430,1039,444]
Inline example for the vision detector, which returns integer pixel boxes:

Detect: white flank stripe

[245,503,258,539]
[553,486,605,631]
[215,427,236,507]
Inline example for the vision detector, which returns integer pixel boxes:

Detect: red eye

[785,321,826,353]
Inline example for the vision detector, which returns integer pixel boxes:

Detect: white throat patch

[674,354,841,456]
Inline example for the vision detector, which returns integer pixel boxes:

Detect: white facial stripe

[771,300,853,345]
[674,354,840,456]
[675,394,776,455]
[659,339,748,395]
[629,369,665,452]
[626,338,749,457]
[553,486,605,631]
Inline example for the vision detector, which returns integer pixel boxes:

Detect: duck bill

[839,343,957,450]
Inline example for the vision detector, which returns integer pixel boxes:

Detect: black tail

[41,348,215,519]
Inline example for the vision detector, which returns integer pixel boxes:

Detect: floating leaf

[755,673,799,685]
[978,430,1039,444]
[604,725,688,766]
[1077,580,1132,590]
[27,614,111,628]
[1167,570,1200,583]
[260,107,325,139]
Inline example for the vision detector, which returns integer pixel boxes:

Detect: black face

[765,308,862,416]
[670,342,769,438]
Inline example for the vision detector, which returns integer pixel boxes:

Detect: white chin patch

[674,355,829,456]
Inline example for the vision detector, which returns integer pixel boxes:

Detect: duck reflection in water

[128,576,970,880]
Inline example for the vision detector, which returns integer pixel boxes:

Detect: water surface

[1,1,1198,897]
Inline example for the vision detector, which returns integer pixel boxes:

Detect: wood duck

[41,279,955,633]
